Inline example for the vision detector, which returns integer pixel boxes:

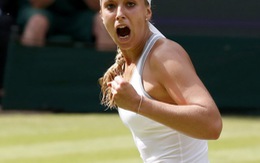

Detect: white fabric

[148,22,165,38]
[146,0,166,38]
[118,34,209,163]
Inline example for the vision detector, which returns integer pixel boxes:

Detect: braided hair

[99,48,125,109]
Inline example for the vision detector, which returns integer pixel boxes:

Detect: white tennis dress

[118,34,209,163]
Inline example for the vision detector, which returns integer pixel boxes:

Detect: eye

[127,2,135,7]
[105,3,116,10]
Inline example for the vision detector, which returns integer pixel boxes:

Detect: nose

[116,6,125,21]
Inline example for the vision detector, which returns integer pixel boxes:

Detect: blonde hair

[99,0,150,109]
[99,48,125,109]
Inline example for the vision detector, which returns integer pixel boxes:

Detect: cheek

[102,16,115,32]
[102,20,112,33]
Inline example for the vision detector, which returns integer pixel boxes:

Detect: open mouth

[117,26,130,38]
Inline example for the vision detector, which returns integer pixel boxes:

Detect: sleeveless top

[118,34,209,163]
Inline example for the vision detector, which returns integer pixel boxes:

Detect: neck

[121,31,153,65]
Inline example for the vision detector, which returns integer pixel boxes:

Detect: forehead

[101,0,147,3]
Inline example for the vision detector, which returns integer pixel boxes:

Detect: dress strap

[137,34,163,72]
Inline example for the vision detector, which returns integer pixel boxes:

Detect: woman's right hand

[108,76,140,112]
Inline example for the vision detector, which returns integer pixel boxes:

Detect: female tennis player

[99,0,222,162]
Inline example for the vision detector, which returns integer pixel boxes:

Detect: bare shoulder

[149,38,194,72]
[146,38,198,104]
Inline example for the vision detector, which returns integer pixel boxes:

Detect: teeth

[120,35,129,39]
[118,25,126,29]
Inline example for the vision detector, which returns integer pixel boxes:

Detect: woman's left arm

[139,40,222,140]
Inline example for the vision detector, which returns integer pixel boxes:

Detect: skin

[100,0,222,140]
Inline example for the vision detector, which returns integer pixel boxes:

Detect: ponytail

[99,48,125,109]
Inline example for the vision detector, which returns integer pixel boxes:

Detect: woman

[99,0,222,162]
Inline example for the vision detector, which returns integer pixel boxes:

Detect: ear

[146,7,152,21]
[99,10,104,24]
